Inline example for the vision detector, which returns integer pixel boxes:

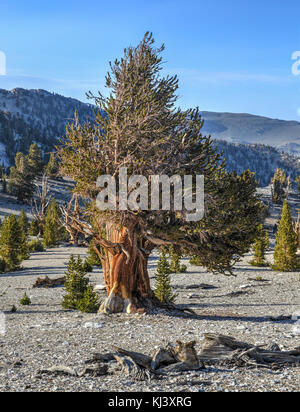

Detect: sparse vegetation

[272,201,298,272]
[20,292,31,306]
[155,249,177,304]
[62,254,100,313]
[249,224,269,267]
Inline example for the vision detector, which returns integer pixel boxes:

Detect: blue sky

[0,0,299,120]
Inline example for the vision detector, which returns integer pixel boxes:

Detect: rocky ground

[0,186,299,393]
[0,245,299,393]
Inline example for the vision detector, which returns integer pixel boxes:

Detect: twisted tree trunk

[98,223,155,314]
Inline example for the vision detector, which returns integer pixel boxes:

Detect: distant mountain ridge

[0,88,95,166]
[0,88,299,186]
[200,111,300,155]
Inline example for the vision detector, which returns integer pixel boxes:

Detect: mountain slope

[0,88,95,166]
[0,88,299,187]
[200,111,300,154]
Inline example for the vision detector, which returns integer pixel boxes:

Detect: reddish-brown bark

[96,224,155,314]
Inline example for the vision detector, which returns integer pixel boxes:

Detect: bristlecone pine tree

[249,224,269,267]
[271,168,287,204]
[0,214,23,271]
[86,239,102,267]
[169,245,187,273]
[62,254,100,312]
[155,249,176,304]
[27,143,43,177]
[28,219,40,236]
[272,201,298,271]
[18,209,29,235]
[57,33,265,314]
[296,176,300,195]
[45,152,59,179]
[43,199,68,247]
[9,152,35,203]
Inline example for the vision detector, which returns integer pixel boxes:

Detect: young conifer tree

[28,219,40,236]
[27,143,43,177]
[45,152,59,179]
[271,169,287,204]
[62,254,99,312]
[18,209,29,235]
[0,214,23,271]
[9,153,35,203]
[272,201,298,271]
[169,245,187,273]
[43,199,67,247]
[154,249,176,303]
[249,224,269,267]
[296,176,300,195]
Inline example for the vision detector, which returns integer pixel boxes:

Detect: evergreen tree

[45,152,59,179]
[9,153,35,203]
[43,199,67,247]
[0,215,22,271]
[249,224,269,267]
[62,254,99,312]
[271,169,287,204]
[296,176,300,195]
[272,201,298,271]
[2,175,7,194]
[57,33,265,314]
[19,227,30,261]
[18,209,29,235]
[20,292,31,306]
[169,246,187,273]
[154,249,176,303]
[77,285,100,313]
[86,239,102,266]
[28,218,40,236]
[27,143,43,177]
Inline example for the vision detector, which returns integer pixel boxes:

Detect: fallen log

[33,276,66,288]
[113,347,152,370]
[113,354,152,381]
[199,333,300,367]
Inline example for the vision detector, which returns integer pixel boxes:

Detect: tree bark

[98,223,155,314]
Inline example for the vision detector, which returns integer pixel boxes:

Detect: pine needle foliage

[0,215,23,271]
[169,246,187,273]
[154,249,177,303]
[43,199,69,247]
[20,292,31,306]
[272,201,298,272]
[249,224,269,267]
[57,33,265,277]
[62,254,100,312]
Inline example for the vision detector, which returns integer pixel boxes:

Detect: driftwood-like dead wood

[38,363,109,377]
[33,276,66,288]
[42,335,299,381]
[151,348,177,370]
[113,354,152,381]
[113,347,152,370]
[77,364,109,377]
[85,352,116,364]
[199,333,300,368]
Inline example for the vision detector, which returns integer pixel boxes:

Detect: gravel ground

[0,244,299,393]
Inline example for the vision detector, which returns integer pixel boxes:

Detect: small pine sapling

[154,249,177,304]
[20,292,31,306]
[272,201,298,272]
[249,224,269,267]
